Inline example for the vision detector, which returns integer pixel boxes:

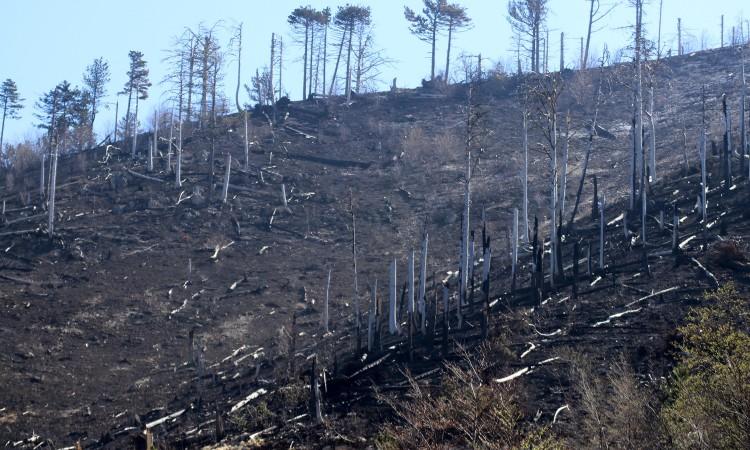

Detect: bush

[564,351,661,449]
[377,343,559,449]
[662,283,750,449]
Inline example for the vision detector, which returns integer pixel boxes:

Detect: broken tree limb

[690,257,719,288]
[625,286,680,307]
[127,168,164,184]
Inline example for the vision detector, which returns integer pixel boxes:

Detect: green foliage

[662,283,750,449]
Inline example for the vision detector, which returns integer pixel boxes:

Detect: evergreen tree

[404,0,448,81]
[83,57,110,129]
[0,78,24,154]
[120,51,151,141]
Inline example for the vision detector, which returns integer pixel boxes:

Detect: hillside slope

[1,44,749,448]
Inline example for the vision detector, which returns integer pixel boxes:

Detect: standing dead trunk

[39,155,45,201]
[560,114,570,218]
[244,110,250,171]
[511,208,519,288]
[649,83,657,183]
[741,51,747,177]
[388,259,398,335]
[522,110,530,241]
[208,137,216,201]
[329,28,347,96]
[47,143,59,238]
[418,231,429,334]
[599,194,606,270]
[722,94,733,191]
[310,356,323,424]
[407,250,415,316]
[367,282,377,352]
[132,96,140,159]
[323,269,331,333]
[460,150,471,317]
[633,1,644,210]
[350,192,360,351]
[222,153,231,203]
[641,174,647,244]
[176,121,183,188]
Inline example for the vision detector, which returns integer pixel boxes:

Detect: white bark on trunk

[222,153,231,203]
[418,232,428,334]
[47,143,59,238]
[407,250,415,316]
[522,112,529,241]
[561,117,569,218]
[39,155,45,201]
[700,130,707,222]
[599,194,606,270]
[649,84,657,183]
[323,269,331,333]
[389,259,398,335]
[512,208,519,281]
[461,150,471,311]
[176,121,183,188]
[244,110,250,171]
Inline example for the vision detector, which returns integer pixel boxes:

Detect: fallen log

[127,168,165,184]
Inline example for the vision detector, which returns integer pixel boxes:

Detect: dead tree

[407,249,415,316]
[175,121,183,188]
[741,48,748,177]
[700,86,707,222]
[388,259,398,335]
[350,192,360,351]
[560,113,570,219]
[47,142,59,238]
[631,0,644,211]
[309,356,323,424]
[511,208,519,288]
[599,194,605,271]
[569,54,605,226]
[243,110,250,171]
[222,153,231,203]
[648,82,657,183]
[418,230,429,334]
[323,268,331,333]
[521,107,530,241]
[722,94,733,190]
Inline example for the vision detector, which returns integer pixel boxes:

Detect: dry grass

[376,342,558,450]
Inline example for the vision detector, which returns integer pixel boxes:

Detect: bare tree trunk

[132,95,140,158]
[599,194,605,270]
[560,32,565,71]
[657,0,663,59]
[346,24,354,102]
[633,1,644,211]
[583,0,596,70]
[522,110,529,241]
[351,192,360,350]
[39,155,45,201]
[235,24,243,114]
[367,281,377,352]
[176,121,182,188]
[723,94,733,191]
[47,143,59,239]
[741,50,747,177]
[244,110,250,171]
[560,114,570,218]
[222,153,231,203]
[649,83,657,182]
[460,150,471,324]
[388,259,398,335]
[303,24,309,100]
[329,29,347,96]
[511,208,518,287]
[113,99,119,142]
[407,250,415,316]
[445,21,454,83]
[323,269,331,333]
[418,231,428,334]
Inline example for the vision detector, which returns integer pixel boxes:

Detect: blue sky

[1,0,747,144]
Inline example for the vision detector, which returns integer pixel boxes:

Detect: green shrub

[662,283,750,449]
